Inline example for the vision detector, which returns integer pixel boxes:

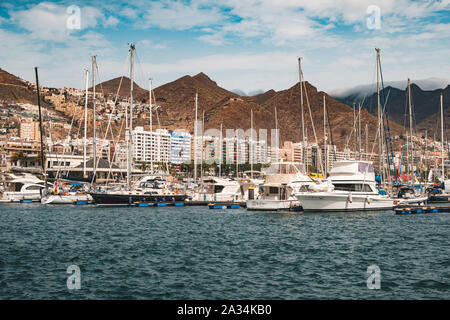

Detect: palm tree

[10,151,27,165]
[138,161,148,172]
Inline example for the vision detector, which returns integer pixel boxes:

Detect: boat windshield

[333,183,373,192]
[358,162,374,174]
[265,163,304,175]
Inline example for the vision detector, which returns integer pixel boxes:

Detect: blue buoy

[138,203,149,207]
[20,199,33,203]
[74,201,87,205]
[174,203,184,206]
[156,203,167,207]
[230,205,240,209]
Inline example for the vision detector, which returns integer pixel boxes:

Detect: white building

[132,126,170,164]
[170,130,191,164]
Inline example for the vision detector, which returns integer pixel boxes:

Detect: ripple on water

[0,205,449,299]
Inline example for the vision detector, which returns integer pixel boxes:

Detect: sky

[0,0,449,95]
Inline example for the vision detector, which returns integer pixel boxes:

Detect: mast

[219,122,222,177]
[250,108,254,178]
[365,123,368,161]
[353,102,357,157]
[92,56,97,178]
[406,134,409,179]
[149,78,153,174]
[201,109,204,180]
[407,78,414,185]
[323,94,327,175]
[441,92,445,180]
[275,106,279,164]
[358,102,361,157]
[194,93,198,181]
[34,67,47,194]
[127,44,135,187]
[236,134,239,178]
[298,57,306,165]
[375,48,382,181]
[83,69,89,177]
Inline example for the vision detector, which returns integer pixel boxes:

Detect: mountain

[331,78,450,100]
[0,68,46,105]
[334,82,450,130]
[91,76,148,101]
[0,68,405,149]
[259,82,404,147]
[88,71,405,148]
[147,73,404,148]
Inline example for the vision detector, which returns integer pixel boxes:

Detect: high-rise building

[20,118,40,141]
[132,127,170,164]
[169,130,191,164]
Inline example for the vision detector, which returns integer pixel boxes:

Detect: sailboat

[428,92,450,202]
[88,44,187,206]
[41,68,93,204]
[295,49,397,211]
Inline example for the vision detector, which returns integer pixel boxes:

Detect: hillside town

[0,81,448,183]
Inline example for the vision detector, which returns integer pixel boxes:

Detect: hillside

[260,82,404,147]
[0,68,46,105]
[91,76,148,102]
[0,68,406,150]
[147,73,404,149]
[335,83,450,130]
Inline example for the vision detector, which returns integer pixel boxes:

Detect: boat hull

[295,193,394,212]
[1,192,42,202]
[246,199,299,211]
[41,194,93,204]
[89,193,187,205]
[428,195,450,202]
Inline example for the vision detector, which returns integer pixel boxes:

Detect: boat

[246,162,314,211]
[0,173,50,202]
[187,176,244,203]
[40,181,92,204]
[87,44,188,206]
[295,160,395,211]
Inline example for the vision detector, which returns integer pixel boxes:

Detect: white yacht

[246,162,314,211]
[188,176,244,202]
[0,173,48,202]
[295,160,395,211]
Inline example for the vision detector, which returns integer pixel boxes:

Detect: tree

[138,161,147,172]
[10,151,27,165]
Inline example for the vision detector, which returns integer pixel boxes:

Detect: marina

[0,0,449,303]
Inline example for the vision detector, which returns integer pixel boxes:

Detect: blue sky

[0,0,449,95]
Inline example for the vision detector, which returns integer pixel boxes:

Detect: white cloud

[9,2,119,41]
[140,0,224,30]
[137,39,166,50]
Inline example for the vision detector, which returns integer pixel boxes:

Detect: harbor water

[0,204,449,299]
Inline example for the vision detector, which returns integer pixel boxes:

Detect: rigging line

[63,72,85,143]
[325,105,337,161]
[91,51,130,180]
[105,111,126,185]
[302,78,323,174]
[379,63,396,184]
[53,72,86,181]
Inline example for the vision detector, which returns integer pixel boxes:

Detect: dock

[394,205,450,214]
